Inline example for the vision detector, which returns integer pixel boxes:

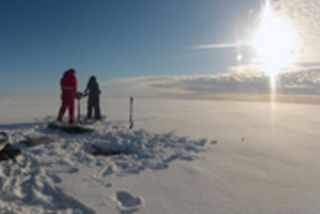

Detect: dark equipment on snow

[75,91,86,100]
[48,122,94,134]
[0,131,21,162]
[129,97,134,129]
[0,131,9,151]
[90,145,128,156]
[0,144,21,162]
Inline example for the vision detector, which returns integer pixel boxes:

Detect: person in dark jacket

[84,76,101,120]
[57,68,78,124]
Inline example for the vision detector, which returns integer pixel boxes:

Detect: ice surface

[0,97,320,214]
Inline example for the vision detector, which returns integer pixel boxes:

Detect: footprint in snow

[115,191,144,213]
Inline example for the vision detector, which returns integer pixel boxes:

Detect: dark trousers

[87,96,101,120]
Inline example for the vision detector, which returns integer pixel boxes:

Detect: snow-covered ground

[1,97,320,214]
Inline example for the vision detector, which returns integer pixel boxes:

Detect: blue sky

[0,0,261,96]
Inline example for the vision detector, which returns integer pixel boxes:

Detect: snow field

[0,109,214,213]
[1,97,320,213]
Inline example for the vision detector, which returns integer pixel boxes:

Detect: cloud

[192,42,250,50]
[109,65,320,99]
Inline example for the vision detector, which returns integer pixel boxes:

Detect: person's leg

[57,97,67,121]
[87,98,93,119]
[94,97,101,120]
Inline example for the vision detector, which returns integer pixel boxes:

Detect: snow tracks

[0,120,216,213]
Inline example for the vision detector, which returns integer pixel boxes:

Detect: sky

[1,0,320,98]
[0,0,260,96]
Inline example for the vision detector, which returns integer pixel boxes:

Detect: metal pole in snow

[76,92,82,123]
[77,98,81,122]
[129,97,134,129]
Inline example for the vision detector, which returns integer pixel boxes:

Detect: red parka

[60,70,77,99]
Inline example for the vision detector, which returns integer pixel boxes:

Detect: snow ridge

[0,119,214,213]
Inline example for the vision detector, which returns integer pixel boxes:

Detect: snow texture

[1,97,320,214]
[0,111,211,213]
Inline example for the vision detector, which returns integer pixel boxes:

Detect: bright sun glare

[252,0,300,91]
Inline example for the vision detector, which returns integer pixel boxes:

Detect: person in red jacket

[57,68,78,124]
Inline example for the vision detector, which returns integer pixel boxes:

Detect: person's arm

[84,82,89,95]
[97,83,101,95]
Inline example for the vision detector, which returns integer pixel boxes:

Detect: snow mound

[0,119,216,213]
[0,154,95,214]
[84,128,210,176]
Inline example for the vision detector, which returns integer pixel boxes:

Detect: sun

[252,0,300,78]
